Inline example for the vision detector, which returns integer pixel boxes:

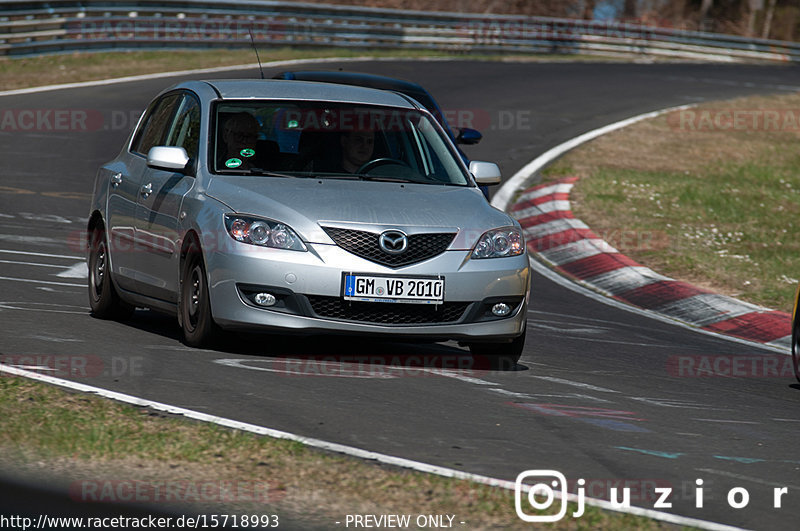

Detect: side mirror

[456,127,482,145]
[469,161,501,185]
[147,146,190,173]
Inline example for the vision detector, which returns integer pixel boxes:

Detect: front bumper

[206,240,530,340]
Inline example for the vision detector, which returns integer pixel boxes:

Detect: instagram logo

[514,470,585,522]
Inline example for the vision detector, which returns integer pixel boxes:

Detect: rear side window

[130,93,182,156]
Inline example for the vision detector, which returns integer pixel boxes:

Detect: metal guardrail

[0,0,799,63]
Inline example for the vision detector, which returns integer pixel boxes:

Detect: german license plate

[343,274,444,304]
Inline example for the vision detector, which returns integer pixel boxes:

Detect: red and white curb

[511,176,792,351]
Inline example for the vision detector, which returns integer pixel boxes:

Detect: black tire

[180,244,218,347]
[792,317,800,384]
[469,329,526,371]
[87,226,134,321]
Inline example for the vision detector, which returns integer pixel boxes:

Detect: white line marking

[0,362,745,531]
[0,249,83,260]
[771,418,800,422]
[27,335,83,343]
[0,56,456,97]
[527,322,607,334]
[560,336,674,347]
[55,262,88,279]
[0,259,66,268]
[0,302,87,314]
[5,365,59,372]
[214,358,501,384]
[0,235,60,244]
[487,387,612,403]
[213,358,396,379]
[692,419,760,424]
[434,369,499,386]
[529,375,620,393]
[0,276,84,288]
[629,397,713,410]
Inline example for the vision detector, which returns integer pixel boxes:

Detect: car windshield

[212,101,470,186]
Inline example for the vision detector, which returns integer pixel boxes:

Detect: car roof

[276,70,426,94]
[201,79,418,108]
[276,71,438,111]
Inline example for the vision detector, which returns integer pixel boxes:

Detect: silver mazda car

[87,80,530,366]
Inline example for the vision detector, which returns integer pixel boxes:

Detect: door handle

[110,173,123,188]
[140,182,153,198]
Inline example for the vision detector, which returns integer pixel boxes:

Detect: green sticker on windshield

[240,148,255,158]
[225,158,242,168]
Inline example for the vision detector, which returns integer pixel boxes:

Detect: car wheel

[88,226,133,321]
[469,329,526,371]
[180,245,218,347]
[793,318,800,384]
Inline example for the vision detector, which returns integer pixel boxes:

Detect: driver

[339,130,375,173]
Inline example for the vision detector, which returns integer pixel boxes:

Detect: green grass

[546,95,800,313]
[0,376,676,529]
[0,47,448,91]
[0,46,620,92]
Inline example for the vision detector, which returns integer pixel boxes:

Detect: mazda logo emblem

[379,230,408,255]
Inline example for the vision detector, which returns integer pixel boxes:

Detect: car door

[106,93,180,292]
[133,92,200,302]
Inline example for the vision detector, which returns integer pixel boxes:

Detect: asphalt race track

[2,59,800,529]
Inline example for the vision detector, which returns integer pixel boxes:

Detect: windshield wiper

[245,168,297,178]
[304,172,430,184]
[354,174,422,183]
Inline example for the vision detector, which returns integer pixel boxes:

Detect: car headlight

[224,214,307,251]
[471,227,524,259]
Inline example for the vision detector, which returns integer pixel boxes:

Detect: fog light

[491,303,512,317]
[254,292,277,307]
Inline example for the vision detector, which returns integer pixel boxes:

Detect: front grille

[307,296,469,325]
[322,227,455,267]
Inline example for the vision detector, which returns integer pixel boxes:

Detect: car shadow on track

[117,309,528,372]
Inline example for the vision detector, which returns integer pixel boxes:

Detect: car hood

[205,176,515,248]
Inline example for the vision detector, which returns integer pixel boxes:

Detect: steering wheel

[356,157,409,174]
